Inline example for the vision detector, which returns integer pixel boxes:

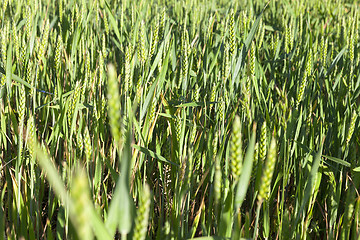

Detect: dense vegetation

[0,0,359,239]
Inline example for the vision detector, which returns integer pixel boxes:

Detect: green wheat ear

[249,41,256,79]
[133,184,152,240]
[159,8,166,40]
[259,121,267,163]
[222,43,230,81]
[139,20,147,65]
[257,19,265,48]
[67,81,81,128]
[181,28,189,84]
[107,64,122,147]
[38,21,50,61]
[150,15,159,60]
[346,110,357,145]
[99,50,104,85]
[71,167,94,240]
[1,22,8,64]
[12,24,20,62]
[285,23,291,54]
[230,115,243,183]
[124,45,131,94]
[18,85,26,164]
[214,157,222,206]
[190,119,197,144]
[25,6,33,40]
[229,9,236,56]
[193,83,200,102]
[58,0,63,23]
[258,136,277,203]
[55,34,62,75]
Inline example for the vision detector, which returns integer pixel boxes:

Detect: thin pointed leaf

[133,144,179,167]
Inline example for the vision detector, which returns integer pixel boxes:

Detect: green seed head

[107,64,122,146]
[38,21,50,61]
[349,32,355,63]
[181,28,189,83]
[150,16,159,59]
[139,20,147,65]
[206,14,214,41]
[258,136,277,202]
[2,0,8,14]
[222,43,230,81]
[99,50,104,85]
[212,133,218,159]
[230,115,243,182]
[59,0,63,23]
[148,93,157,125]
[258,19,265,48]
[193,83,200,102]
[214,158,222,205]
[296,74,307,108]
[159,8,166,40]
[259,121,267,163]
[210,82,216,103]
[13,24,20,62]
[77,132,84,153]
[26,60,33,85]
[55,34,63,73]
[133,184,151,240]
[20,38,27,66]
[95,1,99,24]
[306,50,312,77]
[68,81,81,127]
[229,9,236,56]
[249,41,256,79]
[102,34,107,58]
[103,11,109,35]
[285,24,291,54]
[18,85,26,124]
[346,110,357,145]
[1,23,8,64]
[323,38,328,66]
[71,168,94,240]
[124,45,132,94]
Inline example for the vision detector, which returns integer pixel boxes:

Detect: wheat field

[0,0,359,239]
